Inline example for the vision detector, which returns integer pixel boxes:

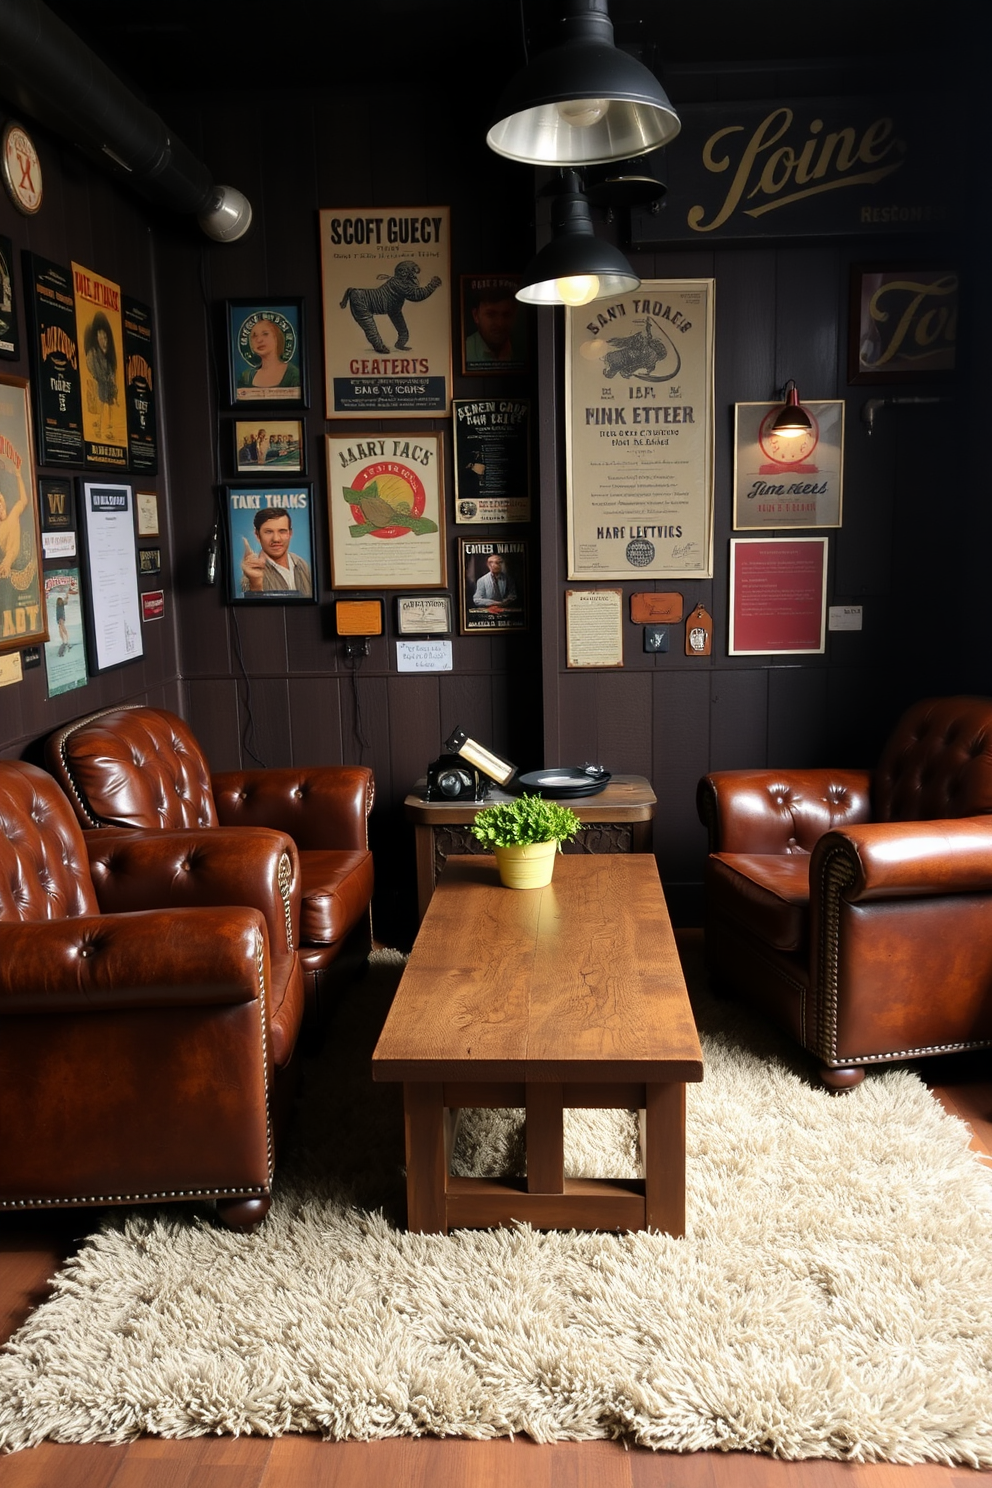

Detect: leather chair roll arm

[211,766,374,852]
[84,826,301,955]
[811,817,992,902]
[697,768,872,855]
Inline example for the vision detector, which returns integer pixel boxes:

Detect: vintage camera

[424,753,490,801]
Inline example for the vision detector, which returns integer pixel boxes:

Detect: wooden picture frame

[233,418,305,474]
[223,482,317,605]
[848,265,958,384]
[0,372,48,655]
[226,298,308,410]
[326,433,445,590]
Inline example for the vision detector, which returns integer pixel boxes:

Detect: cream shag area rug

[2,938,991,1464]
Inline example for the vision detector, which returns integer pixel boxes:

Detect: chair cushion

[706,853,810,953]
[299,849,374,946]
[267,950,306,1067]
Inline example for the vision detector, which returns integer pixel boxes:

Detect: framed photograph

[453,397,531,523]
[72,261,128,470]
[729,537,828,656]
[0,234,19,359]
[396,594,452,635]
[223,483,316,604]
[226,298,308,409]
[733,400,844,529]
[233,418,305,474]
[22,253,84,467]
[848,266,957,384]
[565,279,716,579]
[460,274,528,375]
[0,372,47,654]
[77,480,143,671]
[42,566,88,697]
[318,207,451,418]
[326,433,445,589]
[459,538,528,634]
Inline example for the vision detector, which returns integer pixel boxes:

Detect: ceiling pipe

[0,0,251,241]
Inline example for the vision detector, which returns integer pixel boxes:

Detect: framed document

[729,537,828,656]
[453,398,531,524]
[565,588,623,668]
[223,483,316,605]
[319,207,451,419]
[78,480,143,671]
[0,372,47,655]
[396,594,452,635]
[226,298,308,409]
[326,433,444,589]
[733,401,844,529]
[566,279,715,580]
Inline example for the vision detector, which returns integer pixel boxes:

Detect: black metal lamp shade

[517,175,640,306]
[771,382,814,435]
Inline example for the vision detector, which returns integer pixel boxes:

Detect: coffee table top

[404,774,656,824]
[373,854,703,1085]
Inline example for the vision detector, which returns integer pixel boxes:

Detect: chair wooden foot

[215,1194,271,1231]
[818,1064,866,1091]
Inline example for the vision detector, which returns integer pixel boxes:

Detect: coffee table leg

[526,1082,564,1193]
[403,1082,448,1233]
[641,1082,686,1236]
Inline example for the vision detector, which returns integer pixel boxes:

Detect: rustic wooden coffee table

[372,854,703,1235]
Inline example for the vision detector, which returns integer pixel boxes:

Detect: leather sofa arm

[85,827,300,956]
[212,766,373,852]
[697,768,872,855]
[0,909,265,1015]
[811,817,992,901]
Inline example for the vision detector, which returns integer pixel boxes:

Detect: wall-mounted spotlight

[770,380,814,437]
[486,0,680,167]
[516,170,640,307]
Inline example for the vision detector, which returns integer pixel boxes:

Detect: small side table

[404,774,656,924]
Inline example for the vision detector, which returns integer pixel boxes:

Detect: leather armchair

[45,705,375,1018]
[0,760,306,1230]
[696,696,992,1087]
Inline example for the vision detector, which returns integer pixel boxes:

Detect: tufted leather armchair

[0,760,306,1230]
[696,696,992,1087]
[45,705,375,1019]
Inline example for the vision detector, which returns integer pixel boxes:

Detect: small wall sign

[2,122,43,215]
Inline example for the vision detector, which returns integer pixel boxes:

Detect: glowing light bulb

[555,274,601,306]
[556,98,609,129]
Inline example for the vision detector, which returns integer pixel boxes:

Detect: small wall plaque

[630,592,683,624]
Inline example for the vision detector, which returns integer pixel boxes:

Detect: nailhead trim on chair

[277,851,294,951]
[814,843,858,1063]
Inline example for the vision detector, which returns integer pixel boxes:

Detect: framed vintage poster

[729,536,828,656]
[0,235,18,359]
[122,296,158,474]
[23,253,85,467]
[565,279,715,580]
[733,401,844,529]
[848,266,957,383]
[0,373,47,654]
[226,298,308,409]
[223,483,316,605]
[460,274,528,375]
[72,261,129,470]
[233,418,305,474]
[453,397,530,523]
[326,433,445,589]
[459,538,527,634]
[42,566,88,696]
[77,480,143,671]
[319,207,451,418]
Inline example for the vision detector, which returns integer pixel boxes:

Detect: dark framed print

[226,298,308,409]
[848,265,957,384]
[453,397,531,523]
[223,483,316,604]
[458,538,528,634]
[77,479,143,672]
[0,235,19,359]
[0,372,47,655]
[460,274,528,375]
[22,252,84,467]
[233,418,305,474]
[123,296,158,474]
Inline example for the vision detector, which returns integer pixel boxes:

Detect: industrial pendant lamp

[770,380,814,436]
[486,0,681,167]
[516,170,640,306]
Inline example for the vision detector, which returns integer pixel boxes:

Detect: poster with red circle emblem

[326,433,445,588]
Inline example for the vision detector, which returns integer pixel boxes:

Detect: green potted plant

[470,794,582,888]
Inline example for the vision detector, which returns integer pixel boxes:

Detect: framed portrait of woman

[225,298,308,410]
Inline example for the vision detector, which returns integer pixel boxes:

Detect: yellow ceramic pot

[492,839,558,889]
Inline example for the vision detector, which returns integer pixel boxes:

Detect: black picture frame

[847,264,958,385]
[77,478,143,672]
[223,482,317,605]
[232,417,306,475]
[225,297,308,410]
[0,234,19,359]
[458,538,528,634]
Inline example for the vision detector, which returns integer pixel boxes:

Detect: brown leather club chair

[45,705,375,1019]
[0,760,306,1230]
[696,695,992,1088]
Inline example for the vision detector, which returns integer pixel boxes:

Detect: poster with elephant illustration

[318,207,451,419]
[565,279,715,580]
[326,434,445,588]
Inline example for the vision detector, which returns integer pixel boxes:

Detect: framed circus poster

[326,433,445,589]
[226,298,308,409]
[318,207,451,419]
[0,372,47,654]
[565,279,715,580]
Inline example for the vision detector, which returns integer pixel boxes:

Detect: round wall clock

[757,405,820,467]
[2,121,43,215]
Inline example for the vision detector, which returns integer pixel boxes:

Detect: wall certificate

[565,279,714,579]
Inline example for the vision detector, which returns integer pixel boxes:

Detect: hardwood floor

[2,938,990,1488]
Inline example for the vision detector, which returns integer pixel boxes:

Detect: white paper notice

[396,640,453,672]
